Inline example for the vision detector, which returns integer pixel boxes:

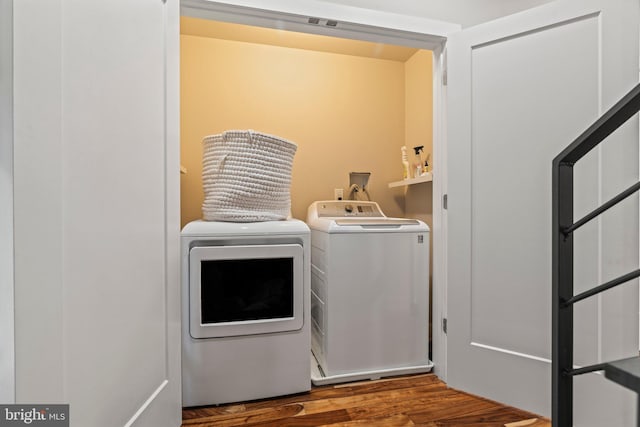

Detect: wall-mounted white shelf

[388,172,432,188]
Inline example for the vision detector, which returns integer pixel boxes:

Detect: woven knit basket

[201,130,297,222]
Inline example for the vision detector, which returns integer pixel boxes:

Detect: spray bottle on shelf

[412,146,425,178]
[401,146,410,180]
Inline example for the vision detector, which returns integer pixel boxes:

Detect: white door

[446,0,639,425]
[12,0,181,425]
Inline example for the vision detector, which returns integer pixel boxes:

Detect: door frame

[180,0,458,381]
[0,0,15,405]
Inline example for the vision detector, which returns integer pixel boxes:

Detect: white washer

[307,200,432,385]
[181,219,311,407]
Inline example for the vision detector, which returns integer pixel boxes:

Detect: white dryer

[181,219,311,407]
[307,200,432,385]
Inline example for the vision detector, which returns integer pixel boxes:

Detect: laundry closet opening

[179,16,436,356]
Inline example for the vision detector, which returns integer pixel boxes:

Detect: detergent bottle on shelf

[401,146,410,180]
[412,145,425,178]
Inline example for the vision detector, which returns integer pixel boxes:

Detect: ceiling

[180,16,421,62]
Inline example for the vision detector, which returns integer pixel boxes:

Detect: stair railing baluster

[552,83,640,427]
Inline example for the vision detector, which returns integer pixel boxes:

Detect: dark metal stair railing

[552,82,640,427]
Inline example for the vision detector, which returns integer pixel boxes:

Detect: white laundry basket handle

[217,154,228,171]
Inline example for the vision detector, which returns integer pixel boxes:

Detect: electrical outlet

[334,188,344,200]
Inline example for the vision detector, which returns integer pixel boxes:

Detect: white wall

[319,0,555,28]
[188,0,554,28]
[0,0,14,405]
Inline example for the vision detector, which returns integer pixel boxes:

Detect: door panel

[13,0,181,425]
[447,0,638,423]
[61,1,181,425]
[469,15,598,360]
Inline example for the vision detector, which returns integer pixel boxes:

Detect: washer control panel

[315,201,384,218]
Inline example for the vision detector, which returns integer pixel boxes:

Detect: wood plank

[347,392,493,421]
[404,398,504,424]
[182,373,443,420]
[181,404,305,426]
[319,413,415,427]
[182,374,446,424]
[184,383,449,425]
[181,373,545,427]
[428,407,537,426]
[504,419,551,427]
[302,384,454,415]
[242,410,352,427]
[409,395,543,426]
[182,409,351,427]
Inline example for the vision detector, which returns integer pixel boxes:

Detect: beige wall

[404,50,434,236]
[405,50,433,171]
[404,50,434,339]
[404,50,433,259]
[181,34,431,226]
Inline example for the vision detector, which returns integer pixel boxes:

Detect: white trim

[123,380,169,427]
[164,0,182,414]
[181,0,458,51]
[470,342,552,365]
[181,0,457,35]
[177,0,455,382]
[0,0,15,404]
[431,46,448,381]
[311,356,433,386]
[163,0,182,423]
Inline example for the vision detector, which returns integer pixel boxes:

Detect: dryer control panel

[314,201,384,218]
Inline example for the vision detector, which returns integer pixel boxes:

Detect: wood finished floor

[181,373,550,427]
